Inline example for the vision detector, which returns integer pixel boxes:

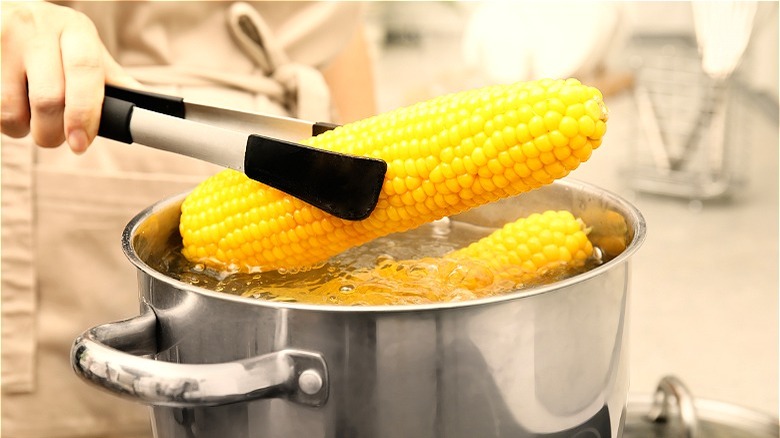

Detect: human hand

[1,1,140,153]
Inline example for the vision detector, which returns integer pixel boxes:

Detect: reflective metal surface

[72,308,328,407]
[71,179,646,438]
[625,376,780,438]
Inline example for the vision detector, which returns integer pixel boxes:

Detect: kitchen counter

[373,25,779,417]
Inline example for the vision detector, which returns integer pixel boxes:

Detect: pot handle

[70,307,328,408]
[645,375,699,438]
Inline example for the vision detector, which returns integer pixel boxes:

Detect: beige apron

[1,2,362,437]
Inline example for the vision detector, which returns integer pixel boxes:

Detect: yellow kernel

[457,173,474,188]
[440,163,456,179]
[498,151,514,168]
[540,152,556,165]
[418,180,435,197]
[521,141,540,158]
[529,116,546,137]
[508,145,526,163]
[559,86,579,105]
[562,155,581,170]
[570,134,587,150]
[573,144,593,161]
[517,105,534,122]
[480,177,496,192]
[585,99,603,120]
[440,147,455,164]
[543,111,563,131]
[445,178,461,194]
[553,146,571,160]
[404,159,418,177]
[594,120,607,138]
[469,114,486,135]
[549,130,569,148]
[515,124,531,143]
[491,132,508,152]
[559,116,579,138]
[492,174,509,188]
[405,176,421,191]
[393,178,407,195]
[543,244,560,261]
[461,156,477,175]
[415,158,429,179]
[444,194,460,206]
[460,137,476,156]
[527,158,543,171]
[483,140,499,158]
[532,169,552,184]
[578,116,596,137]
[534,135,553,153]
[471,147,488,166]
[505,109,520,127]
[514,163,531,177]
[548,98,566,115]
[545,162,566,177]
[487,159,504,175]
[401,191,415,206]
[501,127,517,148]
[429,166,444,184]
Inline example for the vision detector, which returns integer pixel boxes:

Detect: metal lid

[624,376,779,438]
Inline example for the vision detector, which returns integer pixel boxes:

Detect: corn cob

[448,210,593,280]
[244,210,594,305]
[180,78,608,272]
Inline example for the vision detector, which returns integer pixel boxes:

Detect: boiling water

[157,218,602,306]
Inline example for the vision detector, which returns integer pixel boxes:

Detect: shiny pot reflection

[71,179,646,438]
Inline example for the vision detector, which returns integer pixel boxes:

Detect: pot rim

[122,178,647,313]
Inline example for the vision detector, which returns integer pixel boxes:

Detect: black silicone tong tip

[245,135,387,221]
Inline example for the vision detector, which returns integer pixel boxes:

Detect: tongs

[98,85,387,221]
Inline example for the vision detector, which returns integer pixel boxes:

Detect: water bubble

[592,246,604,262]
[375,254,396,265]
[339,284,355,294]
[432,217,452,236]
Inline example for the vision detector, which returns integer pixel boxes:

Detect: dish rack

[625,34,750,200]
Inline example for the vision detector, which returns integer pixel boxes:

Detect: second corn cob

[241,210,594,305]
[180,78,608,272]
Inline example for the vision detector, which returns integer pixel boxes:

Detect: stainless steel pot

[71,179,646,438]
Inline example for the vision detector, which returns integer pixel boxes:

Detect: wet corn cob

[447,210,593,281]
[248,210,594,305]
[180,78,608,272]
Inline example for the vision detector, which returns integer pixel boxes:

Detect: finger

[60,15,104,153]
[102,46,143,89]
[1,8,32,138]
[23,32,66,147]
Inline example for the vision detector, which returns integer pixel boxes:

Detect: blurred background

[363,1,778,417]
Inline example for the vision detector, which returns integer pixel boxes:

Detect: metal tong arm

[103,84,340,138]
[98,85,387,221]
